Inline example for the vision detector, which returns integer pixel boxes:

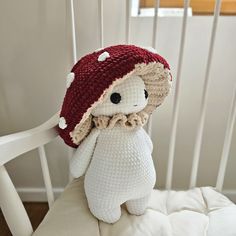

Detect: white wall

[0,0,235,200]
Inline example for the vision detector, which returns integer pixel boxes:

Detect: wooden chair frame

[0,1,236,235]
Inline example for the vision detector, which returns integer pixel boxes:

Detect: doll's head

[91,75,148,117]
[58,45,172,148]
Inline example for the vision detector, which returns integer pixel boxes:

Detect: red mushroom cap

[59,45,171,148]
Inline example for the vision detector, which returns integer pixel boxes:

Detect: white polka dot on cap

[98,51,110,62]
[59,117,67,129]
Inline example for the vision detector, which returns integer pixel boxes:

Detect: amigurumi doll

[58,45,172,223]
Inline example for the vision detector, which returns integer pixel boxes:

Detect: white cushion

[33,177,236,236]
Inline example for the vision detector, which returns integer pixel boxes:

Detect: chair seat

[33,177,236,236]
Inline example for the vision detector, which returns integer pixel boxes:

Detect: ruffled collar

[92,111,149,130]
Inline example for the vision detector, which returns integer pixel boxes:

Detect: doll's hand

[70,128,100,178]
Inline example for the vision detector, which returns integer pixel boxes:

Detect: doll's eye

[110,93,121,104]
[144,89,148,99]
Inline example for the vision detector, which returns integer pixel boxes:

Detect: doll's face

[91,75,148,117]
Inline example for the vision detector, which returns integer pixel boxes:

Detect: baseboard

[17,187,64,202]
[17,187,236,203]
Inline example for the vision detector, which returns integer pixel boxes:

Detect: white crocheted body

[84,126,156,209]
[69,75,158,223]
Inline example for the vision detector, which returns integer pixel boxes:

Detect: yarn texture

[84,126,155,223]
[59,45,172,223]
[59,45,171,148]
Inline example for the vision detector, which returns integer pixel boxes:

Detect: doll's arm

[70,128,100,178]
[141,128,153,153]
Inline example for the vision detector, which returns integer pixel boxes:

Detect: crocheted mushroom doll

[59,45,172,223]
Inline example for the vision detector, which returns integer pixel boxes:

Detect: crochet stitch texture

[59,45,171,147]
[70,75,156,223]
[59,45,172,224]
[84,126,155,223]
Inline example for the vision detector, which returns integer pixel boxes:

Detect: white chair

[1,104,236,236]
[1,0,236,235]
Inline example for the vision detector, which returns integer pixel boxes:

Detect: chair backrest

[68,0,236,193]
[0,1,235,235]
[71,0,235,192]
